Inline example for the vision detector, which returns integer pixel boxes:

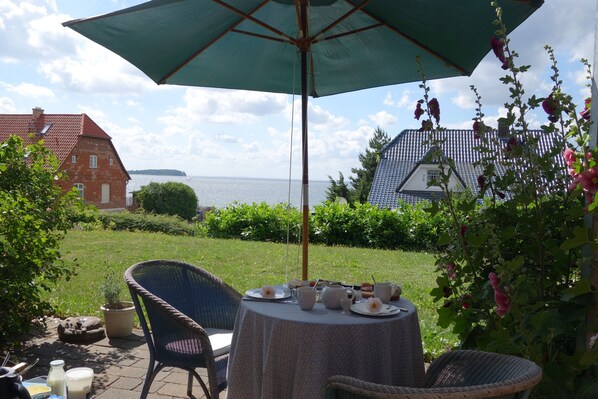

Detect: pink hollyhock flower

[578,167,598,194]
[429,98,440,123]
[488,272,511,316]
[505,137,518,153]
[563,148,576,167]
[461,294,472,310]
[446,262,456,280]
[414,100,424,120]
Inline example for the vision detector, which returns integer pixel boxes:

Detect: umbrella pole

[300,0,309,281]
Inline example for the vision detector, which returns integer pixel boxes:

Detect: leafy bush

[135,181,198,220]
[0,136,80,350]
[97,211,195,236]
[204,202,301,242]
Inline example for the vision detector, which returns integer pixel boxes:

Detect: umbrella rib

[159,0,297,84]
[343,0,468,76]
[313,0,372,41]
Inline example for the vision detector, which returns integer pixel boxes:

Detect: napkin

[366,297,383,313]
[260,285,276,298]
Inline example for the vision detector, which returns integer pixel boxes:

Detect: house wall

[56,137,128,210]
[401,165,463,192]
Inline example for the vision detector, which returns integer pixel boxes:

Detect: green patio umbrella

[63,0,543,280]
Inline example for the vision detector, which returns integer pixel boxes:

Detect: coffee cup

[296,286,316,310]
[374,282,393,303]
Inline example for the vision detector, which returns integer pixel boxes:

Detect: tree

[350,127,391,203]
[325,172,352,203]
[0,135,80,349]
[136,181,198,220]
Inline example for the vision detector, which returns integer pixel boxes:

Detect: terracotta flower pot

[100,301,135,338]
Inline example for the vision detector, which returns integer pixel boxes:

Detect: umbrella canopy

[64,0,543,279]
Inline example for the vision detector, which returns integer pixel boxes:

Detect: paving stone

[109,376,143,390]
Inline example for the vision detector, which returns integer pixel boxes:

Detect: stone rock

[58,316,105,343]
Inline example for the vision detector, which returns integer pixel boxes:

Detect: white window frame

[74,183,84,199]
[89,155,98,169]
[109,157,114,166]
[71,155,77,164]
[426,169,441,186]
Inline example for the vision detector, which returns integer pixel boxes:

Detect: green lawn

[49,229,457,359]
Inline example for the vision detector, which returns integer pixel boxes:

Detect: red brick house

[0,107,130,210]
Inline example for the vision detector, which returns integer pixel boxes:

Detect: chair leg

[190,369,211,399]
[141,362,165,399]
[187,371,193,397]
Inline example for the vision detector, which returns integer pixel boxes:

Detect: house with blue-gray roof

[368,128,565,208]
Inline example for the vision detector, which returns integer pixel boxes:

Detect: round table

[226,296,425,399]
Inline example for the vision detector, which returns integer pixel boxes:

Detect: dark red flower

[497,191,506,199]
[581,97,591,121]
[477,175,486,191]
[542,94,560,122]
[505,137,518,153]
[429,98,440,123]
[490,36,509,69]
[473,120,482,139]
[442,286,452,298]
[414,100,424,120]
[461,294,473,310]
[420,119,433,131]
[446,262,456,280]
[460,224,468,237]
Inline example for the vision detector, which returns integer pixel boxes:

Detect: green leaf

[561,226,590,251]
[561,278,592,301]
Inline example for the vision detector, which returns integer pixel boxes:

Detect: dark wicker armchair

[325,350,542,399]
[124,260,241,399]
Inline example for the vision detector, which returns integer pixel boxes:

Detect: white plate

[245,288,291,300]
[350,302,400,317]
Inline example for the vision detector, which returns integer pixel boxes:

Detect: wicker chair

[325,350,542,399]
[124,260,241,399]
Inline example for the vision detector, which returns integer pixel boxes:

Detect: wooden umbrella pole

[300,0,309,281]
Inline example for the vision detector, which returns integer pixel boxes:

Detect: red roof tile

[0,112,112,164]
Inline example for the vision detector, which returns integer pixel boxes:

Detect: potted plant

[100,272,135,338]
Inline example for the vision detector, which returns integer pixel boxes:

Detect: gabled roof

[368,129,564,208]
[0,112,112,163]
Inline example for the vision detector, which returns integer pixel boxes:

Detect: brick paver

[14,317,227,398]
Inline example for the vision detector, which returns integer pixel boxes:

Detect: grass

[48,229,457,359]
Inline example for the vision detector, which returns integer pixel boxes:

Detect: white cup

[296,286,316,310]
[374,282,393,303]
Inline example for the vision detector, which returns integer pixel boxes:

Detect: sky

[0,0,596,181]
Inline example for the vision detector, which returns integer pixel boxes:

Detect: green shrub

[98,211,195,236]
[204,202,301,242]
[135,181,198,220]
[0,136,81,350]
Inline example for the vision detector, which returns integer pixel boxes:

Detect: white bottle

[47,359,66,397]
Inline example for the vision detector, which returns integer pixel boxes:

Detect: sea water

[127,175,330,209]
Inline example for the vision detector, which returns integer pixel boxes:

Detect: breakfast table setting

[226,280,425,399]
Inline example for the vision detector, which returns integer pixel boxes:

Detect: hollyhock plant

[429,98,440,123]
[426,3,597,396]
[414,100,425,120]
[366,297,382,313]
[581,97,591,120]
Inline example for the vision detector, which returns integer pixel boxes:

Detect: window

[74,183,84,199]
[426,169,440,186]
[40,123,52,135]
[90,155,98,168]
[71,155,77,164]
[101,184,110,204]
[109,157,114,166]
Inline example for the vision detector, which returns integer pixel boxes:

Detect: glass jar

[47,359,66,397]
[353,285,362,302]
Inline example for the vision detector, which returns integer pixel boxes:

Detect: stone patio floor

[13,317,226,399]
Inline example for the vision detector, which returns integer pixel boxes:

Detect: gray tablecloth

[226,296,425,399]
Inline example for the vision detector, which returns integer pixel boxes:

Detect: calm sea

[127,175,330,208]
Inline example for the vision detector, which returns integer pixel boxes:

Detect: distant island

[128,169,187,176]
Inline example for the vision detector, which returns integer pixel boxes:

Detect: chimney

[32,107,44,119]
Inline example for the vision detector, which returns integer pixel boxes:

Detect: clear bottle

[353,285,362,302]
[47,359,66,397]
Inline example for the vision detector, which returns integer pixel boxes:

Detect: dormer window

[427,169,441,186]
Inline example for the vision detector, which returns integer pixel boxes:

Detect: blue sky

[0,0,595,181]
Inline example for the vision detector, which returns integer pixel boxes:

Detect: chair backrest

[325,350,542,399]
[125,260,241,331]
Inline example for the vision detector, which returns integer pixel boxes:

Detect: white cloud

[6,82,54,100]
[0,97,17,113]
[368,110,397,127]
